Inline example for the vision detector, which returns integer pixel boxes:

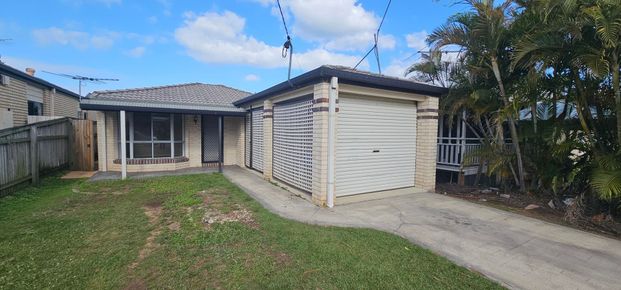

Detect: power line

[376,0,391,35]
[276,0,289,38]
[276,0,293,86]
[402,49,464,62]
[353,0,392,73]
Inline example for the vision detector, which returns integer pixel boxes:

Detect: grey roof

[234,65,447,106]
[0,62,81,99]
[82,83,251,114]
[86,82,250,106]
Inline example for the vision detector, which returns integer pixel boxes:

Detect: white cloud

[125,46,146,58]
[405,30,428,51]
[32,27,90,49]
[158,0,172,16]
[175,11,364,70]
[90,34,115,49]
[259,0,395,51]
[33,27,119,50]
[32,27,160,52]
[384,59,411,78]
[244,74,260,81]
[147,16,158,24]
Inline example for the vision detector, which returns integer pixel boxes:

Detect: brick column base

[415,97,439,191]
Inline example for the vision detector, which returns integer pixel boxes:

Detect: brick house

[0,62,81,129]
[81,65,445,207]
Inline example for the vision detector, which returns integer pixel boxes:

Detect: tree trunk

[613,54,621,145]
[572,71,593,136]
[531,102,537,133]
[491,58,527,192]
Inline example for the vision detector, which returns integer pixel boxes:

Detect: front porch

[95,110,245,179]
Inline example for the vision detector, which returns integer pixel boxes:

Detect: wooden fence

[0,118,78,194]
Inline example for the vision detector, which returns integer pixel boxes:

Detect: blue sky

[0,0,463,95]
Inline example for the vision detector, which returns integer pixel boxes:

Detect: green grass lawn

[0,173,501,289]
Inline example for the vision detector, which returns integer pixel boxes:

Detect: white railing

[436,138,482,167]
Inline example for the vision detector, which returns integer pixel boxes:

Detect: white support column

[326,77,338,208]
[120,110,127,179]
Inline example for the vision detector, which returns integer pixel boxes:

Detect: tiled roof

[85,83,251,108]
[234,65,447,106]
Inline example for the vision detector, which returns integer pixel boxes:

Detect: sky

[0,0,464,96]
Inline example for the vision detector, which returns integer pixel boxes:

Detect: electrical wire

[276,0,293,86]
[353,0,392,73]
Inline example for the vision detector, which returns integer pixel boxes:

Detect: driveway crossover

[223,167,621,289]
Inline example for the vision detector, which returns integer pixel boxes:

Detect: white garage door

[336,95,417,196]
[250,108,263,172]
[273,97,313,192]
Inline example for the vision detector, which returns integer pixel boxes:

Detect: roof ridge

[90,82,204,95]
[213,84,253,95]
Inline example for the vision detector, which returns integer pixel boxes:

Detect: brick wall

[185,114,202,168]
[99,112,245,173]
[415,97,439,191]
[311,82,330,206]
[223,117,244,166]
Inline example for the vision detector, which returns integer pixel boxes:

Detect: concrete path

[89,167,217,181]
[223,166,621,290]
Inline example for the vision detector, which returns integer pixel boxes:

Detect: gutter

[233,66,448,107]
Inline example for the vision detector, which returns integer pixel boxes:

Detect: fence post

[30,125,39,185]
[67,119,75,169]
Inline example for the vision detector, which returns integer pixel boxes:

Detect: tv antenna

[42,71,119,99]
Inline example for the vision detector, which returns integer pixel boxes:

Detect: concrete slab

[61,171,96,179]
[223,166,621,290]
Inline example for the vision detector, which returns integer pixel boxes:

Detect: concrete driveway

[223,167,621,289]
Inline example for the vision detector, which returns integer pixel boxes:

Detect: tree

[584,0,621,144]
[426,0,528,191]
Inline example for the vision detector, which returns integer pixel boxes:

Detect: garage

[272,96,313,192]
[234,65,443,206]
[335,95,417,196]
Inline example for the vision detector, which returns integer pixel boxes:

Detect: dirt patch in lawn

[195,189,259,230]
[123,278,147,290]
[437,183,621,239]
[202,206,258,229]
[270,251,292,266]
[128,202,163,272]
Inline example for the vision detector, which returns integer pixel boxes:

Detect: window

[28,101,43,116]
[119,112,184,159]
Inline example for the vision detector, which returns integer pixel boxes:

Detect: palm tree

[427,0,528,191]
[584,0,621,144]
[404,49,456,88]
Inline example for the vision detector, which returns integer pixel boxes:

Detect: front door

[202,115,222,164]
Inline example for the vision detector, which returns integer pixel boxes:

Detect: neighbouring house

[0,62,81,129]
[436,112,484,184]
[81,65,446,206]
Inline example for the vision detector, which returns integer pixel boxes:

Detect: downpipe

[327,77,338,208]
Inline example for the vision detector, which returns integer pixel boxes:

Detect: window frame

[27,100,43,116]
[119,112,184,159]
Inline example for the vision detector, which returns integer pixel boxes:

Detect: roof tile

[86,83,251,108]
